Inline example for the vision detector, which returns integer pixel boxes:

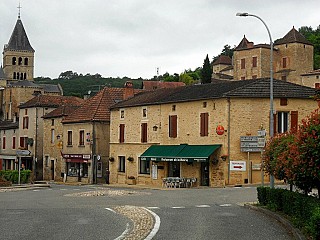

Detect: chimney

[123,81,134,100]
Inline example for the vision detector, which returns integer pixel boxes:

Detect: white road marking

[73,189,80,191]
[147,207,160,209]
[195,205,210,208]
[171,206,185,209]
[220,204,232,207]
[105,208,116,214]
[33,190,40,192]
[60,189,67,191]
[114,223,130,240]
[144,208,161,240]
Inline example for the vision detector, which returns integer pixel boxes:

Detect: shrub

[0,170,31,184]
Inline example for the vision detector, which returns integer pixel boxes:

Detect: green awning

[140,144,222,162]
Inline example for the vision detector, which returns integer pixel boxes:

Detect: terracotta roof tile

[212,55,232,66]
[42,105,81,119]
[62,87,141,123]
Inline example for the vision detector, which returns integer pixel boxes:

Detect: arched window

[13,72,16,79]
[12,57,16,65]
[18,57,22,65]
[24,58,28,65]
[20,73,23,80]
[16,72,20,79]
[24,73,26,80]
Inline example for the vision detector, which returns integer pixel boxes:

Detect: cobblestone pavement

[64,188,151,197]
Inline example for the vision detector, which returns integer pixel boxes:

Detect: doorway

[51,160,55,180]
[168,162,180,177]
[201,162,209,186]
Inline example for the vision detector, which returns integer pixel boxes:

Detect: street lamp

[236,12,274,188]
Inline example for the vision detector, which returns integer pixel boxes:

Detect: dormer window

[142,107,147,118]
[120,109,125,119]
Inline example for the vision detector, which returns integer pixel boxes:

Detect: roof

[111,78,316,109]
[140,144,222,162]
[274,27,312,46]
[42,105,81,119]
[5,18,34,52]
[8,80,41,88]
[235,35,254,50]
[38,84,62,94]
[0,120,19,130]
[0,66,5,79]
[212,55,232,66]
[62,87,131,123]
[142,81,185,90]
[301,69,320,76]
[19,95,84,109]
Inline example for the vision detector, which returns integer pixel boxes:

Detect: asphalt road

[0,184,293,240]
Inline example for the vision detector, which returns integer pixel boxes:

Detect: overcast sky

[0,0,319,79]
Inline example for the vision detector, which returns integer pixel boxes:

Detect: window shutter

[273,113,277,135]
[169,115,177,138]
[200,113,209,136]
[141,123,147,143]
[119,124,125,143]
[291,111,298,133]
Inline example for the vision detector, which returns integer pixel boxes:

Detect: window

[252,56,257,67]
[79,130,85,146]
[118,156,125,172]
[141,123,148,143]
[169,115,177,138]
[2,136,6,149]
[274,112,289,134]
[282,58,287,68]
[51,119,54,126]
[51,129,55,143]
[19,137,28,149]
[24,58,28,65]
[22,116,29,129]
[281,75,287,81]
[277,112,288,133]
[142,107,147,118]
[24,73,26,80]
[12,57,16,65]
[45,155,49,167]
[172,105,176,111]
[25,109,28,115]
[67,162,88,177]
[241,58,246,69]
[12,136,16,149]
[18,57,22,65]
[140,159,150,174]
[120,110,125,119]
[200,113,209,137]
[203,102,207,108]
[280,98,288,106]
[252,75,257,79]
[241,77,245,80]
[13,72,16,79]
[67,131,72,146]
[119,124,125,143]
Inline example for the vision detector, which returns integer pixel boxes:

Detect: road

[0,184,293,240]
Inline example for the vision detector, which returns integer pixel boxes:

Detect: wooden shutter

[252,57,257,67]
[2,137,5,149]
[12,136,16,149]
[273,113,277,135]
[169,115,177,138]
[141,123,148,143]
[200,113,209,136]
[119,124,125,143]
[241,58,245,69]
[291,111,298,133]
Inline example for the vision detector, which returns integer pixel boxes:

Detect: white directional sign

[240,135,265,152]
[16,150,31,156]
[230,161,246,171]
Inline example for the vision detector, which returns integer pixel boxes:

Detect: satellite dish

[88,90,92,95]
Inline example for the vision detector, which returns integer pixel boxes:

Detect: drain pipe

[227,98,231,185]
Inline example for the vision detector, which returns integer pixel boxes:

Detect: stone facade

[301,70,320,88]
[109,94,318,187]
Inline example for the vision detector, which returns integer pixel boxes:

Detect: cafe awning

[140,144,222,162]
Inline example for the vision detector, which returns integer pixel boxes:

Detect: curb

[244,204,305,240]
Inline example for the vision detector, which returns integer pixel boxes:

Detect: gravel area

[64,188,151,197]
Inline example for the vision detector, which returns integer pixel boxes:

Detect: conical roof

[235,35,253,50]
[274,27,312,46]
[5,18,34,52]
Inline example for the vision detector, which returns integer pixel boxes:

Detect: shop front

[140,144,222,187]
[61,153,91,183]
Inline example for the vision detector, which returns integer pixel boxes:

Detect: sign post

[16,150,31,185]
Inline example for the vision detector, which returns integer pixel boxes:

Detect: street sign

[240,135,264,152]
[16,150,31,156]
[230,161,246,171]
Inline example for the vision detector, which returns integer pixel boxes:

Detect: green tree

[299,25,320,69]
[179,72,194,85]
[201,54,212,84]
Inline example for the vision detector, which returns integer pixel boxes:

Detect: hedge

[257,187,320,239]
[0,170,31,184]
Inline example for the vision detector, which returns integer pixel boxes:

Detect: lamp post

[236,12,274,188]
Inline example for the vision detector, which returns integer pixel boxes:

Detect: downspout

[92,121,97,184]
[227,98,231,185]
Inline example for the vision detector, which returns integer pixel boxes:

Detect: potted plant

[127,156,134,162]
[109,157,115,162]
[127,176,136,185]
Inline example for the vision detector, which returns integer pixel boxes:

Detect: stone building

[109,79,318,187]
[51,83,141,184]
[301,69,320,88]
[18,95,84,180]
[226,27,316,87]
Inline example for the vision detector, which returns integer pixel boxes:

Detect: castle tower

[2,15,35,81]
[274,27,313,85]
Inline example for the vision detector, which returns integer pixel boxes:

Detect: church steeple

[2,5,35,81]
